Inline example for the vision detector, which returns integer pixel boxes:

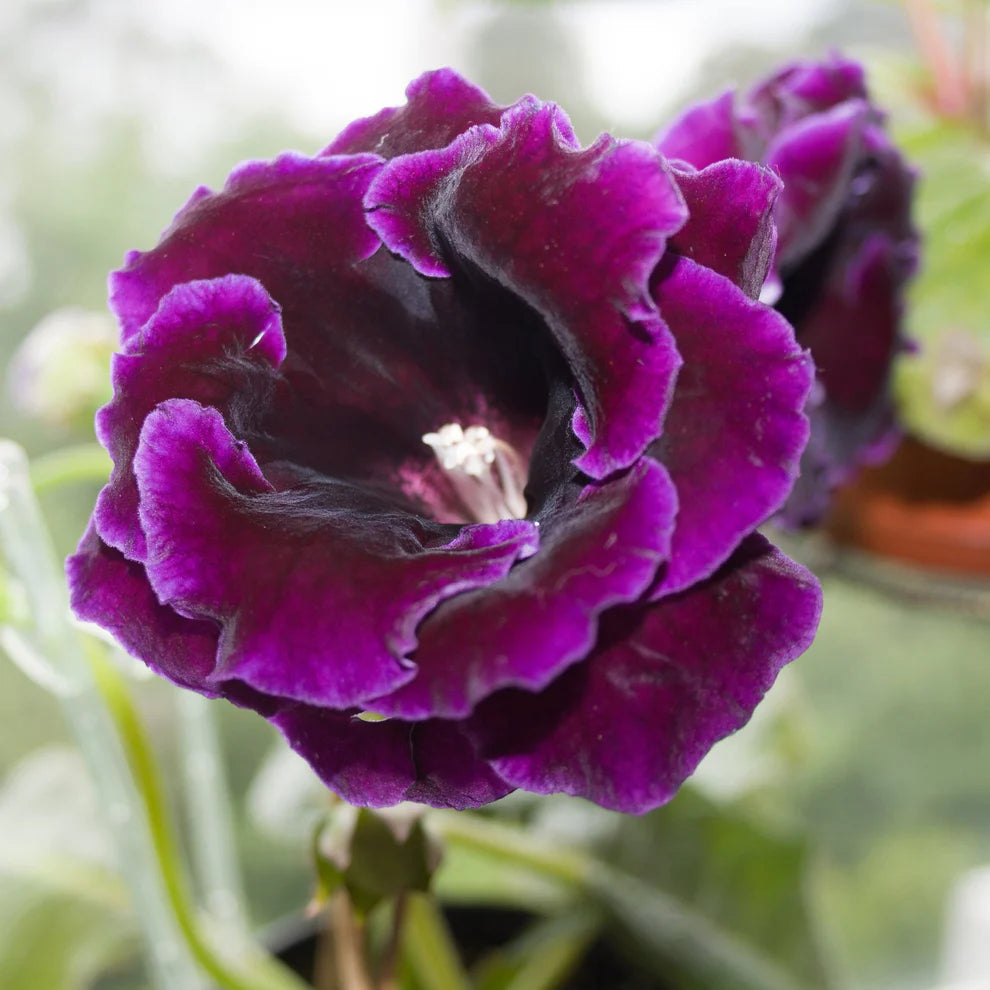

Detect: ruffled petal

[133,399,539,709]
[467,535,822,813]
[67,523,220,693]
[94,275,284,561]
[366,98,687,478]
[271,706,512,810]
[110,153,383,344]
[324,67,504,159]
[788,233,899,412]
[747,55,867,132]
[370,457,677,720]
[649,256,813,595]
[653,90,740,167]
[668,160,781,299]
[766,100,869,267]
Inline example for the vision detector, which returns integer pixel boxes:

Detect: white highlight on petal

[422,422,528,524]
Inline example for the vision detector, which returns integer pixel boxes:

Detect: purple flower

[656,53,919,525]
[68,69,821,814]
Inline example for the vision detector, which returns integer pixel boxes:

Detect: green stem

[429,812,588,889]
[430,811,806,990]
[29,443,111,494]
[177,691,250,933]
[89,648,309,990]
[2,439,203,988]
[403,892,472,990]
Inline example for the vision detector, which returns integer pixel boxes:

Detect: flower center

[422,422,528,524]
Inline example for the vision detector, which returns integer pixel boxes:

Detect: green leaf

[472,912,599,990]
[595,788,832,990]
[888,118,990,459]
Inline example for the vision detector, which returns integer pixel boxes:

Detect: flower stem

[377,892,407,990]
[430,810,805,990]
[1,439,203,988]
[402,892,472,990]
[327,890,375,990]
[177,690,250,932]
[429,811,588,889]
[89,647,310,990]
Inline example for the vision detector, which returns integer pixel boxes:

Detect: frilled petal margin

[793,234,899,412]
[324,67,505,160]
[133,399,539,709]
[465,535,822,813]
[747,56,867,130]
[270,708,513,810]
[654,89,739,167]
[365,98,687,479]
[649,257,813,595]
[68,523,220,692]
[109,153,383,345]
[95,275,285,561]
[766,100,868,267]
[667,160,781,300]
[370,457,677,720]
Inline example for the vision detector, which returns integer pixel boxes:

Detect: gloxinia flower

[68,69,821,814]
[656,53,919,525]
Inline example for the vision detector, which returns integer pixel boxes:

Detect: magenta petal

[468,535,822,813]
[271,706,512,810]
[67,523,220,693]
[650,257,813,595]
[110,153,383,344]
[653,90,740,167]
[669,160,781,298]
[134,399,539,709]
[748,55,867,130]
[324,68,504,159]
[371,457,676,720]
[367,99,687,478]
[766,100,868,266]
[795,233,900,411]
[94,275,284,561]
[364,124,500,279]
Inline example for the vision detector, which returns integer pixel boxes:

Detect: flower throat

[422,422,528,524]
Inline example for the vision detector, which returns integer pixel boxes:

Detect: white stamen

[422,422,528,523]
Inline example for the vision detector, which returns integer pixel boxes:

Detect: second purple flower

[657,53,920,525]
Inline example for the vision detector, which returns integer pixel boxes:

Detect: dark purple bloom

[656,53,919,525]
[68,69,821,813]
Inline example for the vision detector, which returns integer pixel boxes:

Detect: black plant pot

[271,905,669,989]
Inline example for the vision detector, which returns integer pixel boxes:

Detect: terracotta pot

[827,438,990,577]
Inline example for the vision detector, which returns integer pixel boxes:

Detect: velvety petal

[324,67,504,159]
[370,457,677,720]
[367,99,687,478]
[67,523,220,693]
[271,706,512,810]
[468,535,822,813]
[134,399,540,709]
[653,90,740,167]
[787,233,899,412]
[777,389,898,529]
[747,55,867,132]
[94,275,284,561]
[766,100,868,267]
[109,153,383,344]
[649,256,813,595]
[668,160,781,298]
